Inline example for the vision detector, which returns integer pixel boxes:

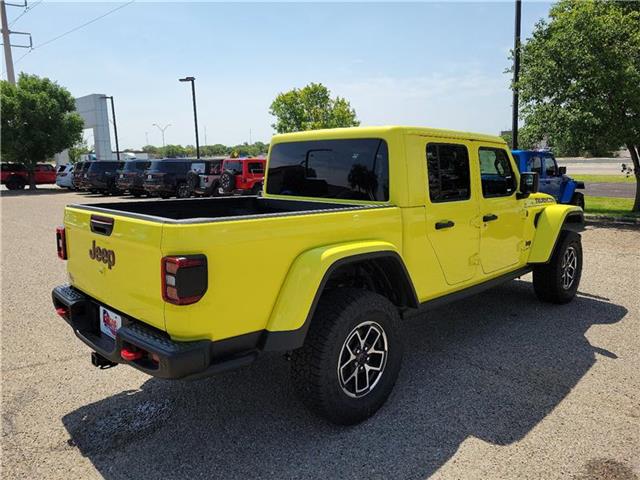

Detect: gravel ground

[2,190,639,480]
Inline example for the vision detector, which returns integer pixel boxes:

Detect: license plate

[99,306,122,339]
[147,174,152,180]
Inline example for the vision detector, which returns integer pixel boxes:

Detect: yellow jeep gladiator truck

[52,126,584,424]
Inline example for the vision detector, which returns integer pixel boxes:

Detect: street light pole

[102,96,120,161]
[512,0,522,150]
[179,76,200,159]
[1,0,16,85]
[152,123,171,147]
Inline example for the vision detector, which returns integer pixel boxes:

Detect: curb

[584,214,640,227]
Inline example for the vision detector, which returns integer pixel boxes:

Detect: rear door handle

[435,220,455,230]
[483,214,498,222]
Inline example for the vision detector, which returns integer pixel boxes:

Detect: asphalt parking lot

[2,189,639,480]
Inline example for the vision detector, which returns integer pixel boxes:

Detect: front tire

[533,231,583,304]
[571,192,585,209]
[291,289,403,425]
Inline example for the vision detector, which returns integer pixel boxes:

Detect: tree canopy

[269,83,360,134]
[136,142,269,159]
[515,0,640,209]
[1,74,83,187]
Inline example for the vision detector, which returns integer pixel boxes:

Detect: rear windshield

[122,161,151,172]
[267,139,389,201]
[148,161,192,173]
[88,161,122,173]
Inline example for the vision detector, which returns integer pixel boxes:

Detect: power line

[8,0,42,27]
[15,0,135,64]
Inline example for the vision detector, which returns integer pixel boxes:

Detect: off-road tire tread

[533,231,582,304]
[290,288,402,425]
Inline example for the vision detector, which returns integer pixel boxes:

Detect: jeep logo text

[89,240,116,269]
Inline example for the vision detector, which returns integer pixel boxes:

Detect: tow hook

[91,351,117,369]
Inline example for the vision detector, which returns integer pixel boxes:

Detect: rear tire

[290,288,403,425]
[571,192,585,209]
[219,171,235,193]
[533,231,582,304]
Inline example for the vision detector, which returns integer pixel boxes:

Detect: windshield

[267,138,389,201]
[122,161,151,172]
[88,161,122,173]
[148,161,192,173]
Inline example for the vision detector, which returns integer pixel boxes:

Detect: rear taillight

[161,255,208,305]
[56,227,67,260]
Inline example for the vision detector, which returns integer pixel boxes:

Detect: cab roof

[271,125,506,145]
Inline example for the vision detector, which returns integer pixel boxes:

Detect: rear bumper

[52,284,257,379]
[143,183,173,195]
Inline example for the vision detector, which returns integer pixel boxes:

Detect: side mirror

[558,166,567,175]
[517,172,539,199]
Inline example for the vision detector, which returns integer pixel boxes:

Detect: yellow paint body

[64,126,581,343]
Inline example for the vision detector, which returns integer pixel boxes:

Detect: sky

[3,1,553,149]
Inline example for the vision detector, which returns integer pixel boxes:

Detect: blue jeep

[512,150,585,208]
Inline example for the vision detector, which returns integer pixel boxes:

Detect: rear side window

[529,155,543,174]
[191,162,206,173]
[267,138,389,201]
[426,143,470,202]
[478,147,516,197]
[247,162,264,174]
[543,156,557,176]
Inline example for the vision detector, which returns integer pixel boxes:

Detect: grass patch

[572,174,635,183]
[584,196,639,218]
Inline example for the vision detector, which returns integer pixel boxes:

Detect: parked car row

[56,157,266,199]
[1,163,57,189]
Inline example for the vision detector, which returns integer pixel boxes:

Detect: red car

[1,163,57,190]
[218,157,266,195]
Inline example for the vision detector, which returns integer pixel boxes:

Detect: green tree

[514,0,640,210]
[500,131,513,149]
[1,73,83,188]
[68,138,91,163]
[141,145,160,156]
[269,83,360,134]
[161,144,186,158]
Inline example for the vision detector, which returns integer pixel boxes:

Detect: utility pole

[179,76,200,159]
[249,128,252,145]
[145,131,149,145]
[1,0,16,84]
[102,96,120,161]
[204,125,207,146]
[153,123,171,147]
[512,0,522,150]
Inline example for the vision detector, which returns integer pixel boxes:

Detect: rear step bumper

[52,284,257,379]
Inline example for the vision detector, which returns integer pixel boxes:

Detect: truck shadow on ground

[62,280,627,480]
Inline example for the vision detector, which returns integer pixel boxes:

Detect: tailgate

[64,207,165,331]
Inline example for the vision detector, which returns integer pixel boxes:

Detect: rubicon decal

[89,240,116,269]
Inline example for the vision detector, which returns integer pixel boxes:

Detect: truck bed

[71,196,376,223]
